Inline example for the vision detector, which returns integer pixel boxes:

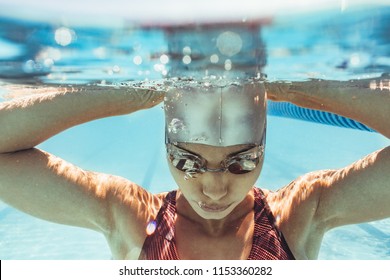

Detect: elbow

[0,139,37,154]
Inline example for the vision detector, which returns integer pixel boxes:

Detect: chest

[174,215,255,260]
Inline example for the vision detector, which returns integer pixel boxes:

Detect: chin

[192,202,234,220]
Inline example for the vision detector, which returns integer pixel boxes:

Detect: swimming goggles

[166,143,264,177]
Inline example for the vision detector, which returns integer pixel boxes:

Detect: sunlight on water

[0,4,388,85]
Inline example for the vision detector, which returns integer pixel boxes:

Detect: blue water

[0,2,389,259]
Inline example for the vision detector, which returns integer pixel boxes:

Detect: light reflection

[224,59,232,71]
[37,47,62,62]
[133,55,143,65]
[146,220,157,235]
[54,27,75,47]
[93,47,107,59]
[43,58,54,68]
[153,63,165,72]
[216,31,243,57]
[160,54,169,64]
[23,60,42,73]
[112,65,121,73]
[107,65,121,75]
[369,79,390,91]
[182,55,191,65]
[210,54,219,64]
[182,46,191,55]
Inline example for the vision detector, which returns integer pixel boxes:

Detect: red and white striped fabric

[139,187,295,260]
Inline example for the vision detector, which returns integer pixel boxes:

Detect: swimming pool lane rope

[267,101,374,132]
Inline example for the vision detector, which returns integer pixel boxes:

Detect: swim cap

[164,78,266,146]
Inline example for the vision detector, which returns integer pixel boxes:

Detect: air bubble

[182,55,192,65]
[168,118,186,134]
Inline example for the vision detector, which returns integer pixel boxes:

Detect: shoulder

[106,177,170,226]
[103,177,171,251]
[259,171,335,259]
[259,170,331,214]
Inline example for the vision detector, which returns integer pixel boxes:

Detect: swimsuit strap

[139,190,179,260]
[248,187,295,260]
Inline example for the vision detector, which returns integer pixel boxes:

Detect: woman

[0,75,389,259]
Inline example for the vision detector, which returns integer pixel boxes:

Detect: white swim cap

[164,78,266,147]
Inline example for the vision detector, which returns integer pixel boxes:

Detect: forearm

[266,78,390,138]
[0,85,164,153]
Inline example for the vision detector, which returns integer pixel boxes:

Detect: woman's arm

[265,76,390,138]
[265,77,390,231]
[0,85,164,244]
[0,84,164,153]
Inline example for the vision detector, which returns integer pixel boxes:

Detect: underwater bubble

[168,118,186,134]
[182,55,191,65]
[146,220,157,235]
[22,60,45,73]
[216,31,243,57]
[112,65,121,73]
[54,27,75,47]
[210,54,219,64]
[153,63,165,72]
[182,46,191,55]
[36,47,62,63]
[133,55,143,65]
[224,59,232,71]
[93,47,107,59]
[43,58,54,68]
[160,54,169,64]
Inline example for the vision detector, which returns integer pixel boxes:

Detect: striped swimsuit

[139,187,295,260]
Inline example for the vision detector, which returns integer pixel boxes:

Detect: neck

[176,190,254,236]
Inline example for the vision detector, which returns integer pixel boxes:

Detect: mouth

[197,201,231,213]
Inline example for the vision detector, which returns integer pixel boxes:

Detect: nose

[201,176,228,201]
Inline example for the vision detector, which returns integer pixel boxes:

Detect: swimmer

[0,76,389,259]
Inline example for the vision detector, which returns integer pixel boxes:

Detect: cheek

[230,161,263,192]
[229,172,260,194]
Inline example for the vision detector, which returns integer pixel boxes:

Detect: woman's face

[168,143,263,220]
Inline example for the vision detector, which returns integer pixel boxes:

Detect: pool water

[0,0,389,259]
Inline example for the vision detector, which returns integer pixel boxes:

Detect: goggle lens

[167,145,263,175]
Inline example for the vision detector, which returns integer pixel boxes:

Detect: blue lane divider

[268,101,374,132]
